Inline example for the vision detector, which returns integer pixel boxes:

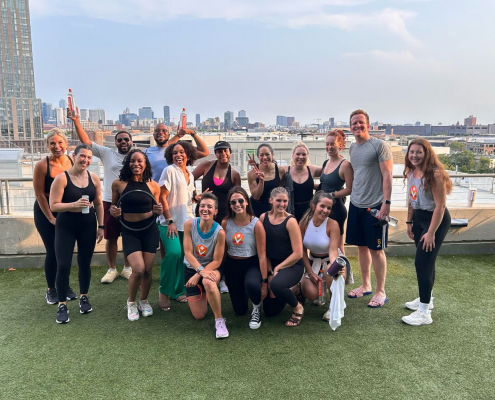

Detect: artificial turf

[0,255,494,399]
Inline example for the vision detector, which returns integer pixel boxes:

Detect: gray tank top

[184,218,223,269]
[225,217,258,257]
[408,172,436,211]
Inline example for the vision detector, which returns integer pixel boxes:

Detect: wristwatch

[98,225,105,229]
[385,200,391,205]
[196,266,204,275]
[167,219,174,224]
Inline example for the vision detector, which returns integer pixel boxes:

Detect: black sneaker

[46,288,58,305]
[79,295,93,314]
[66,287,77,301]
[56,304,69,324]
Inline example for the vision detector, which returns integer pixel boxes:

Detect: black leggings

[263,258,304,317]
[55,210,97,302]
[412,208,451,304]
[330,197,347,235]
[34,201,57,288]
[224,255,262,316]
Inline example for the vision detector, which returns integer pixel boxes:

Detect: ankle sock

[418,302,431,314]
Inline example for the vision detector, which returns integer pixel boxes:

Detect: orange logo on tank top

[232,232,244,246]
[409,185,418,201]
[195,244,208,257]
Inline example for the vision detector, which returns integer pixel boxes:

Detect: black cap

[214,141,231,151]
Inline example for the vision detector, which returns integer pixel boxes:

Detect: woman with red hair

[319,130,353,252]
[402,138,452,326]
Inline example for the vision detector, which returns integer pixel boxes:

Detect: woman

[260,187,304,327]
[183,193,228,339]
[33,129,76,304]
[283,141,322,222]
[110,150,163,321]
[157,141,197,311]
[248,143,285,217]
[402,138,452,326]
[319,130,353,252]
[221,187,268,329]
[49,144,104,324]
[297,191,346,321]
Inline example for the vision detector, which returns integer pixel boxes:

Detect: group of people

[33,108,452,334]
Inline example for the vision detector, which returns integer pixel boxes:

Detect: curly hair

[119,149,153,182]
[299,191,333,229]
[165,141,197,166]
[225,186,254,220]
[326,130,346,151]
[403,138,452,195]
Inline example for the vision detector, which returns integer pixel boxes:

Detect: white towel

[329,275,346,331]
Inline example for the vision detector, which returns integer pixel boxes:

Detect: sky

[29,0,495,126]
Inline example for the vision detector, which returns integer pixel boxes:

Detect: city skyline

[29,0,495,125]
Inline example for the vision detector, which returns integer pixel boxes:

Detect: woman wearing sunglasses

[221,187,268,329]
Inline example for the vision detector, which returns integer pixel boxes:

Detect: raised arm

[248,169,264,200]
[68,112,92,146]
[176,128,209,159]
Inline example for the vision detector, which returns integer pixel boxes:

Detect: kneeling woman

[222,187,268,329]
[50,144,104,324]
[110,149,162,321]
[183,193,228,339]
[298,191,346,321]
[260,187,304,327]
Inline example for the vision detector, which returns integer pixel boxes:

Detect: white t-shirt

[90,142,126,203]
[158,164,195,231]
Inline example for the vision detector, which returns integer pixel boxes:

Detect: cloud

[343,49,417,63]
[30,0,420,45]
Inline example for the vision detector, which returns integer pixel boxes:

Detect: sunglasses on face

[155,129,168,133]
[117,138,130,143]
[230,198,245,206]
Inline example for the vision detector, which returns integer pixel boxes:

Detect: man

[345,109,393,308]
[69,112,132,283]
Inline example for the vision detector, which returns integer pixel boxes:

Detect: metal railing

[1,174,495,215]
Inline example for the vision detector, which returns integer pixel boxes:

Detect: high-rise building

[329,117,335,128]
[464,115,477,126]
[287,117,295,126]
[89,109,106,123]
[276,116,288,127]
[224,111,234,130]
[0,0,42,141]
[238,110,247,118]
[59,99,67,109]
[54,107,65,127]
[42,102,53,123]
[236,116,249,128]
[139,107,154,120]
[163,106,170,125]
[79,109,89,121]
[196,114,200,127]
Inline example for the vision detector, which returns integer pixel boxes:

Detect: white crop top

[303,218,330,255]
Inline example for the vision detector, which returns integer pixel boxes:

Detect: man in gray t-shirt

[345,109,393,308]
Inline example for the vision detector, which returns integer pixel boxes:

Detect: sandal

[347,287,373,298]
[158,294,171,311]
[285,310,304,327]
[175,295,188,303]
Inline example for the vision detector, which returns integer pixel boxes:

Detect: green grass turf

[0,255,494,399]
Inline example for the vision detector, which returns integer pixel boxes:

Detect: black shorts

[345,202,388,250]
[184,266,224,297]
[121,216,159,257]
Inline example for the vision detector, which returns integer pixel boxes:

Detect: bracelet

[261,278,268,283]
[406,221,413,225]
[98,225,105,229]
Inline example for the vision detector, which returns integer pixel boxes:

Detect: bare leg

[127,252,144,302]
[203,272,222,319]
[187,294,208,320]
[358,245,372,292]
[301,277,318,301]
[369,249,387,301]
[139,252,156,301]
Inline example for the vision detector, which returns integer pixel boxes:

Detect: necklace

[313,218,324,232]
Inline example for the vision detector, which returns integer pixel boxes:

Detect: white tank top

[303,218,330,255]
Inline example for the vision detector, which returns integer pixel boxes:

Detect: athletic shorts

[345,202,388,250]
[121,216,159,257]
[184,266,224,297]
[103,201,121,240]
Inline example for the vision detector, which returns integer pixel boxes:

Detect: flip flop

[367,295,389,308]
[347,287,373,298]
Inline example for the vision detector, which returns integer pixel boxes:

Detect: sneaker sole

[139,309,153,317]
[80,308,93,314]
[56,318,70,324]
[401,317,433,326]
[216,333,229,338]
[128,316,139,321]
[249,322,261,330]
[46,298,57,305]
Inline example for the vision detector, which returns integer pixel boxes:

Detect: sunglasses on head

[230,198,245,206]
[117,137,130,143]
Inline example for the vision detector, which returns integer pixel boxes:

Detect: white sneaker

[215,318,229,339]
[322,309,330,321]
[127,301,139,321]
[219,280,229,294]
[101,268,119,284]
[138,300,153,317]
[402,309,433,326]
[249,307,261,329]
[405,297,434,311]
[120,267,132,280]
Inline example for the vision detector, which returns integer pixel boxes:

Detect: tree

[449,141,466,153]
[449,150,475,172]
[476,157,492,173]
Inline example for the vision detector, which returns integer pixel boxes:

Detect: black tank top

[291,166,314,205]
[61,171,96,203]
[257,163,280,203]
[120,180,154,213]
[201,161,233,221]
[44,156,73,195]
[263,214,294,259]
[320,160,346,193]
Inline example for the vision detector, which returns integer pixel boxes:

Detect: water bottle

[81,195,90,214]
[180,108,187,129]
[67,89,78,116]
[368,208,398,227]
[318,268,326,305]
